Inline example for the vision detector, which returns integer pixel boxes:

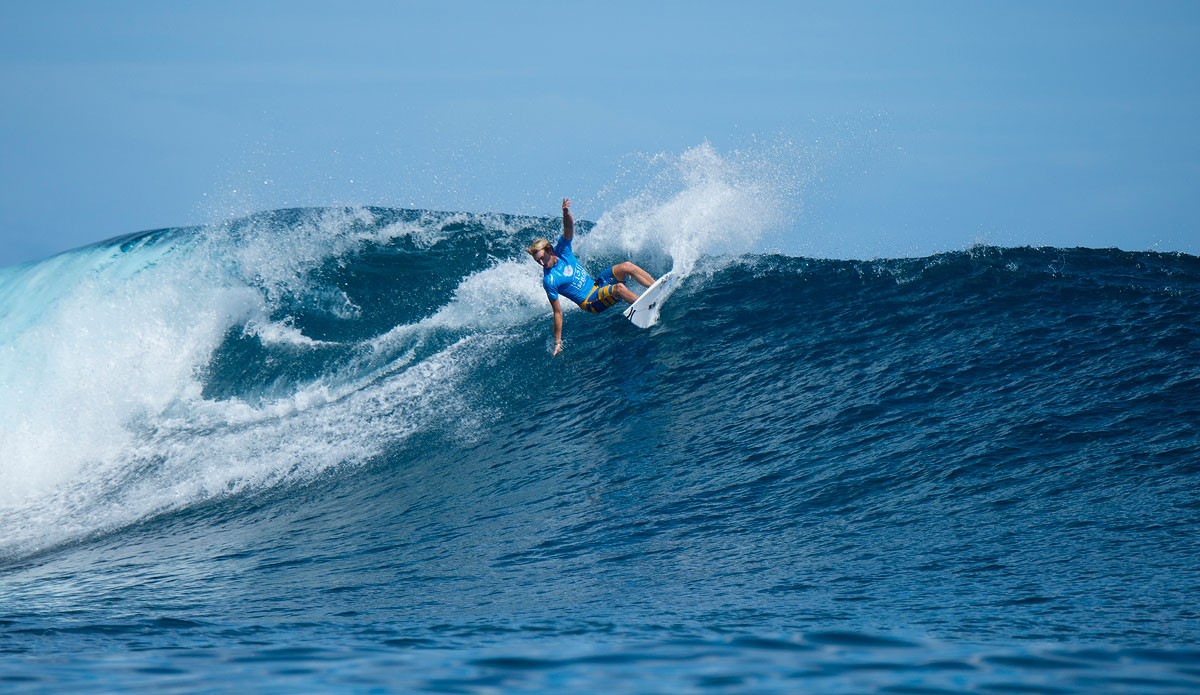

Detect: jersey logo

[563,265,574,277]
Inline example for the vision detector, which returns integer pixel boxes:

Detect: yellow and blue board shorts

[579,267,621,314]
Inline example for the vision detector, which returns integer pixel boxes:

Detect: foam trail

[245,319,339,348]
[355,258,554,377]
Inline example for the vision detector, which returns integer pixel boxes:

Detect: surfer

[527,198,655,356]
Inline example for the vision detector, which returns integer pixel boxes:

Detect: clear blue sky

[1,1,1197,266]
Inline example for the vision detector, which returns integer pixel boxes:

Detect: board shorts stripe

[580,282,620,314]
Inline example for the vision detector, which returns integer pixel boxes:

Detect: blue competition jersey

[542,236,596,305]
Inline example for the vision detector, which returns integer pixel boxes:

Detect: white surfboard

[623,271,676,328]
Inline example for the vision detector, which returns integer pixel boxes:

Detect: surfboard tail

[624,271,675,329]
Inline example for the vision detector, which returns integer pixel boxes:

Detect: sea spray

[585,141,800,276]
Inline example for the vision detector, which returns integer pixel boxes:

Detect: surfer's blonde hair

[526,238,551,257]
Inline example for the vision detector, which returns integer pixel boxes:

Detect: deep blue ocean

[1,204,1198,693]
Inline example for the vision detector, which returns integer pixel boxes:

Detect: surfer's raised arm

[561,198,573,241]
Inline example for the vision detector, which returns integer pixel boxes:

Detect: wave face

[1,205,1198,693]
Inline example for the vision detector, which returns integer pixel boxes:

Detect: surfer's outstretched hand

[552,340,563,357]
[562,198,570,210]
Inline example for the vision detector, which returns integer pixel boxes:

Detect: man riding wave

[526,198,655,356]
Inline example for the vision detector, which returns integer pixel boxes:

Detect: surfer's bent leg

[612,262,654,289]
[582,269,637,310]
[592,266,639,305]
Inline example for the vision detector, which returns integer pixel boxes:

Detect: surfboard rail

[623,271,676,328]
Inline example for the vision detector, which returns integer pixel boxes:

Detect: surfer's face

[533,249,557,269]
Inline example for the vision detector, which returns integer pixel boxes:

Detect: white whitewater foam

[0,237,261,509]
[1,333,490,559]
[0,209,509,559]
[244,319,338,348]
